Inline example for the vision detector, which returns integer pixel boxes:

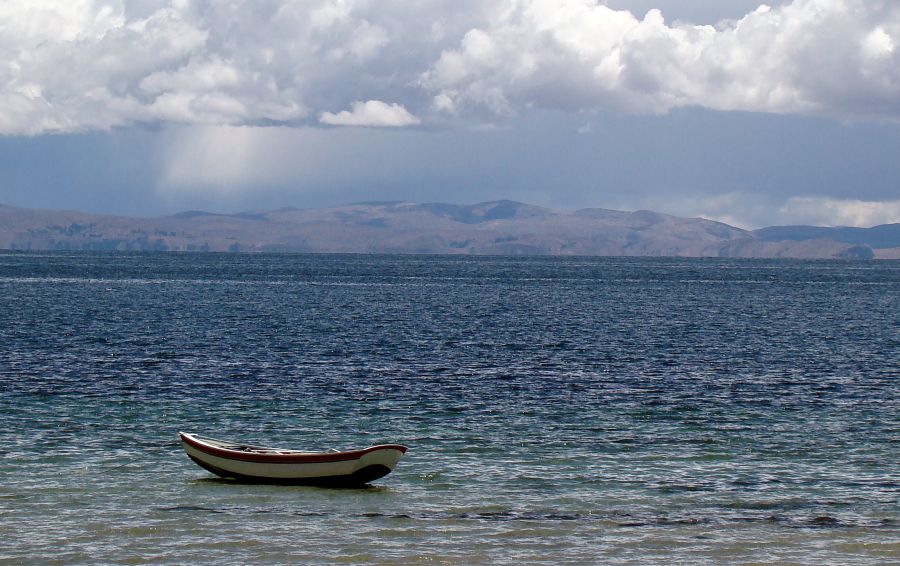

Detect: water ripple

[1,252,897,564]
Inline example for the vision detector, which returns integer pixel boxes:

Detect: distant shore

[2,201,898,259]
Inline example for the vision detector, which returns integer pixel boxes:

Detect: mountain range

[1,200,898,259]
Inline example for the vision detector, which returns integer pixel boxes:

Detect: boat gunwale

[179,432,408,465]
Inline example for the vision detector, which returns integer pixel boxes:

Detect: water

[1,252,897,564]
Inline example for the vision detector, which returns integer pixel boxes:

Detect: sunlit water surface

[1,253,897,564]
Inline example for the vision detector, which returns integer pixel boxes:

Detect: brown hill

[0,200,881,259]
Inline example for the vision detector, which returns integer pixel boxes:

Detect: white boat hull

[179,432,407,487]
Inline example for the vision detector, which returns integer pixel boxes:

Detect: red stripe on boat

[180,433,407,464]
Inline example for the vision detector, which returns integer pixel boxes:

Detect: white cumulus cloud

[422,0,900,121]
[2,0,900,135]
[320,100,420,127]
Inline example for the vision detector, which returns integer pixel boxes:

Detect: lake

[1,252,897,564]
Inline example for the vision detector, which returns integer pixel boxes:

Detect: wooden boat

[179,432,407,487]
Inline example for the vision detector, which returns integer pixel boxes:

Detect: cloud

[320,100,420,127]
[625,192,900,229]
[0,0,389,134]
[422,0,900,121]
[3,0,900,135]
[777,196,900,227]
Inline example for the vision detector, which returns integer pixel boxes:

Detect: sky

[1,0,899,228]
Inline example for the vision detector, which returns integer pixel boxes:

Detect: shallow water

[1,252,898,564]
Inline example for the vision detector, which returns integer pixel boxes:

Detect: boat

[179,432,407,487]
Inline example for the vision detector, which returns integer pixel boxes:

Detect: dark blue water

[1,252,898,564]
